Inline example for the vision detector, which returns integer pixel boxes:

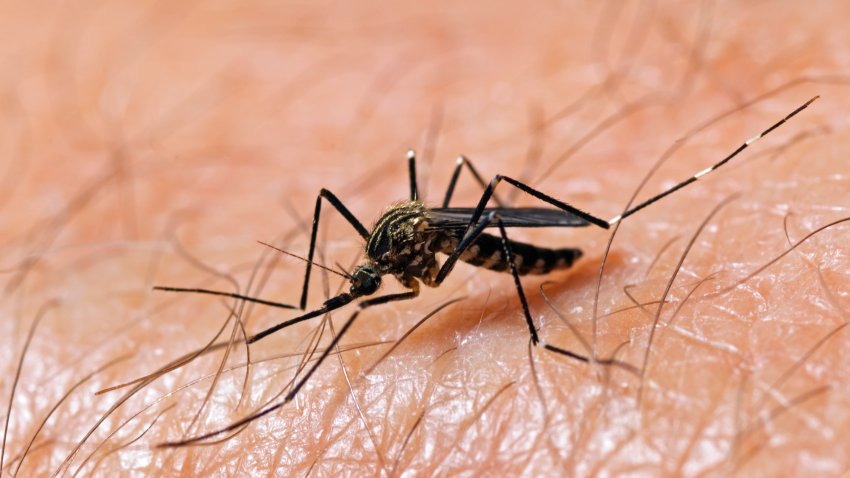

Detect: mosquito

[155,96,817,446]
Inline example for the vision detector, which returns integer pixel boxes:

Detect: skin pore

[2,1,850,476]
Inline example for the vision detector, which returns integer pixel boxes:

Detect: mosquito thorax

[365,200,439,278]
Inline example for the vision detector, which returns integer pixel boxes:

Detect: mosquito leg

[153,189,367,312]
[486,220,633,370]
[159,287,419,448]
[434,211,498,284]
[434,166,611,285]
[609,95,818,224]
[300,189,369,309]
[286,285,419,400]
[434,215,635,371]
[436,158,610,282]
[153,286,298,310]
[407,150,419,201]
[457,174,613,248]
[493,219,540,344]
[445,97,817,239]
[441,155,506,208]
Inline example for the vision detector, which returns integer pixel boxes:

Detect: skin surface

[1,1,849,476]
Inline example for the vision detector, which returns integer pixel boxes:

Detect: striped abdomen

[437,232,582,275]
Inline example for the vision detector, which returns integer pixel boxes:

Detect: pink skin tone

[2,1,850,476]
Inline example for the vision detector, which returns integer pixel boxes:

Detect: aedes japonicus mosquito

[155,96,817,446]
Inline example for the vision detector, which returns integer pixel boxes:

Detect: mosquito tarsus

[155,95,818,446]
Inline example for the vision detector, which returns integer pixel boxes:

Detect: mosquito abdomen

[445,232,582,275]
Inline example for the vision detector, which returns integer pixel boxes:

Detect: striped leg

[160,287,420,447]
[154,188,369,312]
[493,219,636,370]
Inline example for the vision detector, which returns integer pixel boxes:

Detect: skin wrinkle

[2,1,850,476]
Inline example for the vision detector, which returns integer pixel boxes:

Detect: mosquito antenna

[334,261,352,277]
[608,95,819,225]
[256,240,352,280]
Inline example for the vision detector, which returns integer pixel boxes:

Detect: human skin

[1,1,850,476]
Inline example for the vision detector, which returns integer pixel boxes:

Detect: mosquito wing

[427,207,591,231]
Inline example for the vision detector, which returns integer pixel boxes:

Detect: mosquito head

[350,264,381,297]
